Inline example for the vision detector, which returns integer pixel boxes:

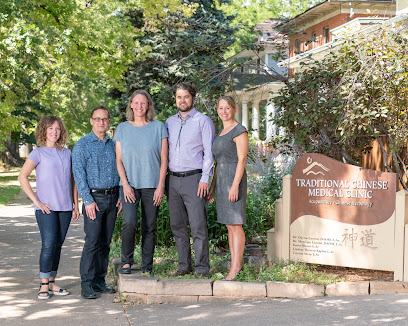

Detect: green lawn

[0,170,22,207]
[0,175,19,183]
[0,185,21,207]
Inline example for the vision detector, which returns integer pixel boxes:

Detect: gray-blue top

[72,131,120,206]
[114,120,168,189]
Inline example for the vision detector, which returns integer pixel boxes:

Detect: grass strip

[0,185,21,208]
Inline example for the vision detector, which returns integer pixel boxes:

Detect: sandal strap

[38,291,49,294]
[49,280,55,283]
[40,282,49,285]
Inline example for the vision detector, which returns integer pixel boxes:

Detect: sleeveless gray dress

[212,123,247,225]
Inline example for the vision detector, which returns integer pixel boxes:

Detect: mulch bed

[313,265,394,282]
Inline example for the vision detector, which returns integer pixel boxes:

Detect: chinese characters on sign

[342,228,378,250]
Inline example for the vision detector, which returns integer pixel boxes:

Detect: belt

[90,186,118,194]
[168,169,202,177]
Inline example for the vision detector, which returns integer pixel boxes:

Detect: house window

[295,38,301,54]
[323,27,330,44]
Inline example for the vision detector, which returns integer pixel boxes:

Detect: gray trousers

[167,173,210,274]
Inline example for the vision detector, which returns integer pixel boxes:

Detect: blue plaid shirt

[72,131,120,206]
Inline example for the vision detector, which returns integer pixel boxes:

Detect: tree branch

[374,134,393,173]
[392,152,407,190]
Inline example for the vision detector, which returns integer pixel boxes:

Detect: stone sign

[291,154,397,226]
[290,154,397,270]
[267,153,408,279]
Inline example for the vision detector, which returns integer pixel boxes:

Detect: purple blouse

[28,146,73,211]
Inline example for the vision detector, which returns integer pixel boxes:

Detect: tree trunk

[0,137,24,167]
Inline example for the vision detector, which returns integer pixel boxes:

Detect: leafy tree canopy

[111,0,237,126]
[0,0,197,147]
[218,0,320,57]
[273,19,408,188]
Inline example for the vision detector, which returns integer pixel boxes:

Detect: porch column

[235,101,242,123]
[241,100,249,129]
[266,99,276,141]
[252,100,260,140]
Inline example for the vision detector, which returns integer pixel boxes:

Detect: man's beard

[178,103,194,112]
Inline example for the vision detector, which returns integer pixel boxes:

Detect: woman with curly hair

[18,115,79,299]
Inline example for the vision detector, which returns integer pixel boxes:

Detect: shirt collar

[90,130,110,143]
[177,108,197,120]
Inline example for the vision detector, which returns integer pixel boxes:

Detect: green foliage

[110,242,342,284]
[110,144,289,260]
[235,259,341,285]
[273,19,408,188]
[335,21,408,155]
[206,199,229,249]
[0,174,18,183]
[0,0,139,145]
[111,196,228,249]
[246,140,294,237]
[111,0,237,124]
[0,185,21,207]
[272,57,346,161]
[218,0,319,57]
[0,0,199,147]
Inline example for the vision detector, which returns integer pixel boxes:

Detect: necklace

[176,116,191,148]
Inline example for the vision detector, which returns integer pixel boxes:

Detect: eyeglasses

[91,118,110,123]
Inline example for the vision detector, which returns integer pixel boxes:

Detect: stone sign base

[267,175,408,281]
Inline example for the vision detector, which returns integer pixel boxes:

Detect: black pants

[80,191,118,287]
[120,187,158,272]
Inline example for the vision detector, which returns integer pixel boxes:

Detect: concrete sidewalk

[4,190,408,326]
[0,190,129,326]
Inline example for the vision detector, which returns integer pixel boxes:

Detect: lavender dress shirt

[165,108,215,184]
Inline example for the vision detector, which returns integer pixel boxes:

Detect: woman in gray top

[208,96,248,281]
[115,90,168,274]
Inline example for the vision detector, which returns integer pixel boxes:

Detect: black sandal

[48,280,69,296]
[38,282,50,300]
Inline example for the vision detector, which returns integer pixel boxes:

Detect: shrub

[110,142,293,254]
[245,140,294,242]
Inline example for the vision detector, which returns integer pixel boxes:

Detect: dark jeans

[80,191,118,287]
[35,210,72,279]
[167,174,210,274]
[121,187,158,272]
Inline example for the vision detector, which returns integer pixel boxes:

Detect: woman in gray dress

[208,96,248,281]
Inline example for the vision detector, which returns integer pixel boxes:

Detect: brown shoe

[169,269,192,277]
